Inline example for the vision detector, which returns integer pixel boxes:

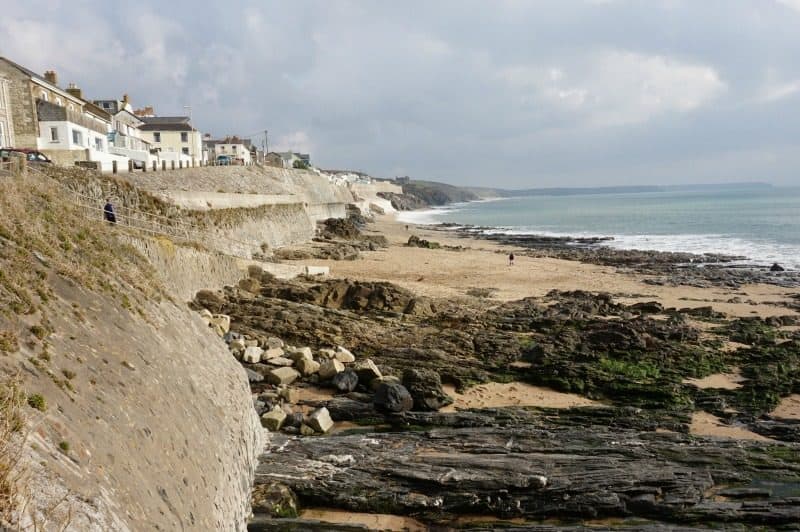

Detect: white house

[204,135,252,164]
[277,151,311,169]
[35,85,127,172]
[137,112,205,165]
[94,95,155,167]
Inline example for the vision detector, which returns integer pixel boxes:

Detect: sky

[1,0,799,188]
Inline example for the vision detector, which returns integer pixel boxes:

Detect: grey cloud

[1,0,799,186]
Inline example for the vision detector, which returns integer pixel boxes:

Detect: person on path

[103,199,116,225]
[508,252,515,266]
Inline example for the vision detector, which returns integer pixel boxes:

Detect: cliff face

[44,165,355,257]
[0,171,263,530]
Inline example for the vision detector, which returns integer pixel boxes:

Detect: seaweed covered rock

[402,368,453,411]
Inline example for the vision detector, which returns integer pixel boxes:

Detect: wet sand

[312,216,796,319]
[442,382,602,411]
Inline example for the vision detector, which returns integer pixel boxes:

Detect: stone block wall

[0,59,38,147]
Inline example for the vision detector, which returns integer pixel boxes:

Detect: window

[55,97,62,106]
[232,145,237,152]
[182,147,189,155]
[102,102,111,109]
[95,137,103,151]
[180,132,188,142]
[153,132,161,142]
[72,129,82,145]
[50,127,59,142]
[40,91,48,102]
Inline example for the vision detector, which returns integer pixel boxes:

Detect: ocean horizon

[398,185,800,270]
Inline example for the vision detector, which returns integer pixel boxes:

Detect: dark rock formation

[373,382,413,413]
[255,421,800,528]
[377,191,428,211]
[402,368,453,411]
[331,369,358,392]
[407,235,441,249]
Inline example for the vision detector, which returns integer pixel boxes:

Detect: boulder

[334,346,356,363]
[278,387,299,404]
[263,347,285,360]
[267,367,300,386]
[243,346,264,364]
[238,277,261,294]
[209,314,231,333]
[331,370,358,392]
[352,358,382,382]
[195,290,225,312]
[318,348,337,359]
[261,406,287,431]
[266,337,285,349]
[287,347,313,363]
[307,407,334,433]
[319,359,345,380]
[198,308,213,320]
[251,482,299,518]
[245,368,264,383]
[299,424,316,436]
[285,412,304,428]
[370,375,401,392]
[402,368,453,411]
[296,358,321,376]
[373,383,413,413]
[266,356,294,367]
[229,337,246,352]
[771,263,785,272]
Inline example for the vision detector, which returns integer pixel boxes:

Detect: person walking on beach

[508,252,515,266]
[103,199,116,225]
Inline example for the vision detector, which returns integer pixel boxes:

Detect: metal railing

[23,165,270,261]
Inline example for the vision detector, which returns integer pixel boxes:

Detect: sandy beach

[273,213,800,442]
[314,215,796,319]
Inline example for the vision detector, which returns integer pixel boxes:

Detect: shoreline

[235,211,800,530]
[393,199,800,273]
[311,213,798,318]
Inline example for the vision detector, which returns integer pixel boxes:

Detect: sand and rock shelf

[188,216,800,530]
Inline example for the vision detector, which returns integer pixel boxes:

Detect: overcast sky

[2,0,799,187]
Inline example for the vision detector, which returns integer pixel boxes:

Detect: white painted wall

[214,143,252,163]
[37,120,108,153]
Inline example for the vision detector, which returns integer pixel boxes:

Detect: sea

[397,186,800,270]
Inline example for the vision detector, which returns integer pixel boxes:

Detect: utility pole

[184,105,194,159]
[264,130,268,155]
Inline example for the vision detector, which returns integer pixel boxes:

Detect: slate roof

[139,116,195,131]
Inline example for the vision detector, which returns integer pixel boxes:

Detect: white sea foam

[500,229,800,269]
[394,196,799,270]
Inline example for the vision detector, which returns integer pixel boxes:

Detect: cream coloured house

[137,113,204,165]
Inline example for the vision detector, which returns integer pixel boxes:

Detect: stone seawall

[124,235,322,301]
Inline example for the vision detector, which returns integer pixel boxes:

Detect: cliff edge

[0,170,263,530]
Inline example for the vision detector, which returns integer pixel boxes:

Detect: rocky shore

[190,216,800,530]
[442,227,800,290]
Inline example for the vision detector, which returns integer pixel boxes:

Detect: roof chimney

[134,106,155,117]
[122,93,129,104]
[66,83,82,100]
[43,70,58,85]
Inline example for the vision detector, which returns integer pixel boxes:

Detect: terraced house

[0,70,14,147]
[94,95,155,168]
[0,56,127,171]
[135,109,205,166]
